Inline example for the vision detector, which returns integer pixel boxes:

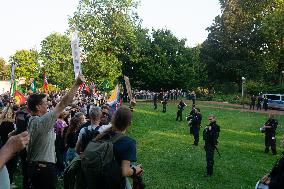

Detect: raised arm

[54,74,85,118]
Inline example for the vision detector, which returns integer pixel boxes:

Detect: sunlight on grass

[223,128,260,137]
[134,108,157,115]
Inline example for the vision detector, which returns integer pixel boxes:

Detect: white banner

[10,63,16,83]
[71,32,82,78]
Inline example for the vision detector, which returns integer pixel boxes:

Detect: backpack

[81,133,125,189]
[80,126,101,152]
[63,156,86,189]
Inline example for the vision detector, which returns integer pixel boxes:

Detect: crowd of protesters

[0,74,143,189]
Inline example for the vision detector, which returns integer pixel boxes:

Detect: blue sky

[0,0,221,62]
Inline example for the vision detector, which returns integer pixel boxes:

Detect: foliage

[40,32,74,89]
[9,49,39,83]
[68,0,140,87]
[133,28,203,90]
[0,57,10,80]
[200,0,284,87]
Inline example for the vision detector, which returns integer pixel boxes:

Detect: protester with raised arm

[26,74,85,189]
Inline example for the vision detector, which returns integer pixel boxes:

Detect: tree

[40,32,74,89]
[68,0,140,87]
[133,28,201,90]
[9,50,39,82]
[200,0,284,90]
[0,57,10,80]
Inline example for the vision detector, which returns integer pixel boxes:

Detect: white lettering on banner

[71,32,82,78]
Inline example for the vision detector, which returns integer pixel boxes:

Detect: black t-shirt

[66,132,79,149]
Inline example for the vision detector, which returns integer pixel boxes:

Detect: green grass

[127,101,284,189]
[14,101,284,189]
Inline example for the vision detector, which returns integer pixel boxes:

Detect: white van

[263,94,284,110]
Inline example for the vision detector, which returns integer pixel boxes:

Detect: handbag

[255,180,269,189]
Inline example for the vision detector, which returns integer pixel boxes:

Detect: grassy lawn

[14,101,284,189]
[128,101,284,189]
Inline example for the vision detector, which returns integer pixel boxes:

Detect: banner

[124,76,132,100]
[10,62,16,83]
[71,32,82,79]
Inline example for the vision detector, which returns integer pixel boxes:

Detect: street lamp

[281,71,284,84]
[242,77,246,109]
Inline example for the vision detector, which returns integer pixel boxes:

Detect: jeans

[66,148,78,163]
[27,162,57,189]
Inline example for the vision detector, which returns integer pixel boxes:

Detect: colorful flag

[79,82,90,94]
[14,90,27,105]
[30,79,36,93]
[107,85,120,108]
[43,74,48,91]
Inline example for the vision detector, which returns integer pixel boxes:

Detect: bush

[246,80,284,95]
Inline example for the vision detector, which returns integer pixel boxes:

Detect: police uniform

[203,121,220,176]
[264,118,278,155]
[176,101,186,121]
[162,95,168,113]
[189,111,202,145]
[153,94,158,110]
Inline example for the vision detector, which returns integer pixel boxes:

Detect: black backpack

[80,126,101,152]
[81,133,125,189]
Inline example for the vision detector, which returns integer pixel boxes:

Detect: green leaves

[9,49,39,82]
[40,33,73,88]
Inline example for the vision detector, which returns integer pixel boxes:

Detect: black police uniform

[250,96,256,110]
[153,94,158,110]
[264,118,278,155]
[189,112,202,145]
[203,121,220,176]
[263,97,269,111]
[162,96,168,113]
[176,101,186,121]
[257,95,263,110]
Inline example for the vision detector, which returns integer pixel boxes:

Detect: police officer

[189,108,202,145]
[250,95,256,110]
[176,100,187,121]
[256,94,263,110]
[161,94,168,113]
[261,113,278,155]
[203,114,220,176]
[263,95,269,111]
[153,93,158,110]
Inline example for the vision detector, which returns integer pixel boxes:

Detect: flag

[30,79,36,93]
[79,82,90,94]
[14,90,27,105]
[101,80,109,90]
[124,76,132,100]
[43,74,48,91]
[107,85,121,108]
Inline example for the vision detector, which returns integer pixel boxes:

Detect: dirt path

[197,101,284,115]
